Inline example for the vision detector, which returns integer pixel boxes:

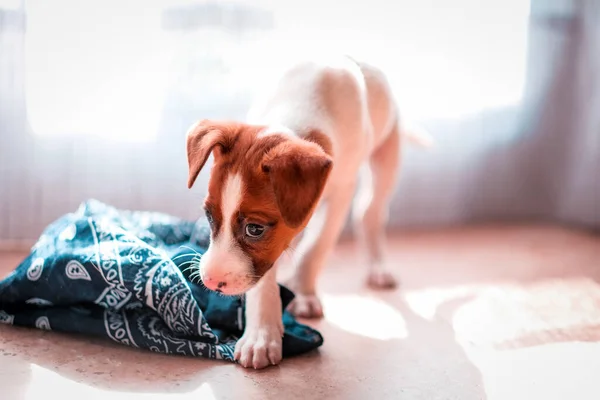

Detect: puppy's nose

[203,275,227,292]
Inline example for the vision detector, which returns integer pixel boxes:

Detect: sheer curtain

[0,0,598,245]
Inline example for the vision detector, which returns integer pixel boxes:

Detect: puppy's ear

[186,119,239,188]
[262,140,333,228]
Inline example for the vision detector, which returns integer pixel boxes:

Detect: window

[25,0,176,142]
[24,0,530,141]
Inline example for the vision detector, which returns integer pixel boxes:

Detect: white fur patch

[200,173,253,293]
[258,124,294,138]
[222,173,243,231]
[234,266,283,368]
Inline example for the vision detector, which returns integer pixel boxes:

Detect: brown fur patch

[186,120,333,279]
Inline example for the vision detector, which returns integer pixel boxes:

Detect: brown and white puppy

[186,55,430,369]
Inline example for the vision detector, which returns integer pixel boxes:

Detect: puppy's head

[186,119,332,295]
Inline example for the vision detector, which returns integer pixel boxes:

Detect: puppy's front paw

[287,293,324,319]
[367,269,398,289]
[234,325,283,369]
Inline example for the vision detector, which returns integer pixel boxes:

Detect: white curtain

[0,0,598,245]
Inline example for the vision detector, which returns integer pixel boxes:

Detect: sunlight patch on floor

[24,364,217,400]
[321,294,408,340]
[451,277,600,348]
[403,284,488,320]
[474,342,600,400]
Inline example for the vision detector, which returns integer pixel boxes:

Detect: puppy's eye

[205,209,214,224]
[245,223,265,238]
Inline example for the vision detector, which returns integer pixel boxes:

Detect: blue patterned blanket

[0,200,322,361]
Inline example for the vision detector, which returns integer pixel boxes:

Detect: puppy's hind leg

[352,123,401,289]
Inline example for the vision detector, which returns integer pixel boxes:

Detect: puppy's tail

[400,120,435,149]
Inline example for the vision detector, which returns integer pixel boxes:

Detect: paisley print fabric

[0,200,323,361]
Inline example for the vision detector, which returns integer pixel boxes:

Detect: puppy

[186,55,430,369]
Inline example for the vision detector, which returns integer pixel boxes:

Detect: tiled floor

[1,225,600,400]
